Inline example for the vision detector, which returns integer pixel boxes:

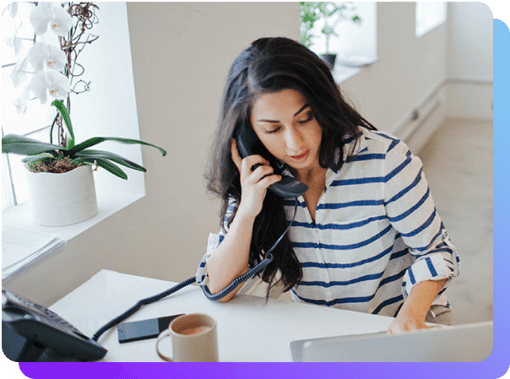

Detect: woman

[197,37,460,332]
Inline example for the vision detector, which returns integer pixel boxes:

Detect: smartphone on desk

[117,314,184,343]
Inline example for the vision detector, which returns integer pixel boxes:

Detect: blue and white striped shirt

[197,128,460,317]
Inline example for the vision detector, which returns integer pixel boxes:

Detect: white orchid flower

[29,2,72,36]
[29,70,70,104]
[28,42,66,73]
[13,87,31,114]
[11,56,30,88]
[6,22,23,56]
[6,2,18,18]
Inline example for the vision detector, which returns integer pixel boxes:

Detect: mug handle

[156,329,173,362]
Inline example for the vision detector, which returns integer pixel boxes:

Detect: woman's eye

[265,126,281,134]
[298,112,314,124]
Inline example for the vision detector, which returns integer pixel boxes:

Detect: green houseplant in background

[300,2,361,69]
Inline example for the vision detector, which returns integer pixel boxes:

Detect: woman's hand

[231,139,282,219]
[387,278,448,334]
[388,308,429,333]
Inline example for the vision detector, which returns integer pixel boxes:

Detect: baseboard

[392,78,492,155]
[405,100,447,155]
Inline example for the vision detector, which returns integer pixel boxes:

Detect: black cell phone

[117,314,184,344]
[234,122,308,198]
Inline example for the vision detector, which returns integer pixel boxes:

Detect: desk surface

[50,269,394,362]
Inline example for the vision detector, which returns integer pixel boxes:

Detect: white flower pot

[26,165,98,226]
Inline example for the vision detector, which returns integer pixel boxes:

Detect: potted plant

[300,2,361,69]
[2,100,167,226]
[300,2,322,49]
[2,2,166,226]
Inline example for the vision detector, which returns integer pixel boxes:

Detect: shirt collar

[329,132,368,173]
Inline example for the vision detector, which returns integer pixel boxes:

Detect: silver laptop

[290,321,493,362]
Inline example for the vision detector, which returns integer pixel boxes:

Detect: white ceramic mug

[155,313,219,362]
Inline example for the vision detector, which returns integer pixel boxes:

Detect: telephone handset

[234,122,308,198]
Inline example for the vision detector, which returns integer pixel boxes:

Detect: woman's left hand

[387,309,429,334]
[388,278,447,334]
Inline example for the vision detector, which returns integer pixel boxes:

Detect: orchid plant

[2,100,167,179]
[2,2,167,179]
[9,2,99,146]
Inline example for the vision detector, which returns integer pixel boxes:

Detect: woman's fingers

[257,170,283,188]
[231,138,281,200]
[232,139,273,180]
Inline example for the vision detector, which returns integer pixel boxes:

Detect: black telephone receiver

[234,122,308,198]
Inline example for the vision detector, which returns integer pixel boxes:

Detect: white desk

[50,269,394,362]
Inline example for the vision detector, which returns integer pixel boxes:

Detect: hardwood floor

[419,118,493,325]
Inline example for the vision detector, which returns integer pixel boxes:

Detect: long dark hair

[205,37,376,296]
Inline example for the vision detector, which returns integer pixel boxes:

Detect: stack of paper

[2,226,65,280]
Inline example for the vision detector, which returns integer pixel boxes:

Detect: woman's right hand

[231,139,282,219]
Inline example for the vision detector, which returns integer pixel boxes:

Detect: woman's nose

[284,127,304,151]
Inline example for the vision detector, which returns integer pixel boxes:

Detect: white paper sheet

[2,226,65,279]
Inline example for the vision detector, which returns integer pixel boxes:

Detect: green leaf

[78,157,128,180]
[73,149,147,172]
[67,137,167,157]
[51,100,75,148]
[2,134,63,156]
[22,155,55,164]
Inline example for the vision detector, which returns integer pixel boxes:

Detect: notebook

[290,321,493,362]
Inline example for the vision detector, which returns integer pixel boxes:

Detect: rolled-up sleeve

[195,201,234,286]
[383,138,460,302]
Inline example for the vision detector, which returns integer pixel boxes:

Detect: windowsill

[2,191,144,281]
[3,191,144,241]
[332,56,379,83]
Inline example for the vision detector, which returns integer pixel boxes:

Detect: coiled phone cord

[91,198,299,342]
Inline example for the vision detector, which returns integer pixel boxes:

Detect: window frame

[1,2,60,210]
[415,1,448,38]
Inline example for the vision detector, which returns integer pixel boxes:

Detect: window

[2,2,58,210]
[416,2,448,37]
[300,2,378,82]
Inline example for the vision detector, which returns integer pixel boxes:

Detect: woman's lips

[290,150,309,160]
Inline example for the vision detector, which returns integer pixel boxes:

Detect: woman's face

[249,89,323,175]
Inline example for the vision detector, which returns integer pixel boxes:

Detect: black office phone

[2,288,107,362]
[235,121,308,198]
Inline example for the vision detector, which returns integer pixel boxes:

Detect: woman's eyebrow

[293,103,310,116]
[257,104,310,123]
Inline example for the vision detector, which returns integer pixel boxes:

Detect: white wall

[124,1,302,283]
[5,2,493,307]
[446,2,493,119]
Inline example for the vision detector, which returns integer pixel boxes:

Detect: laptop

[290,321,493,362]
